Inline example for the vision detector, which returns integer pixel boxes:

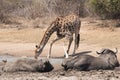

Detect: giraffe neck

[39,26,56,50]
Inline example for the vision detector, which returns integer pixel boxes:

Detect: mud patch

[0,56,120,80]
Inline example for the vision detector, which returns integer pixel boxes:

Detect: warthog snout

[115,61,119,67]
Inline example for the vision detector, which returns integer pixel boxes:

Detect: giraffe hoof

[34,56,38,59]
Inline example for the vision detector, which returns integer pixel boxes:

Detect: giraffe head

[34,45,43,59]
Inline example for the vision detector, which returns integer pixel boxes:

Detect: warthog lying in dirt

[62,48,119,71]
[0,58,54,72]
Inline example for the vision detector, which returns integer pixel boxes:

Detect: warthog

[62,48,119,71]
[2,58,54,72]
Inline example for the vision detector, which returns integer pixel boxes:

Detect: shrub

[89,0,120,19]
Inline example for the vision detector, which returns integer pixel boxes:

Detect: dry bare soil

[0,18,120,80]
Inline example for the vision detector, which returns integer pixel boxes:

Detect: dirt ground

[0,69,120,80]
[0,18,120,80]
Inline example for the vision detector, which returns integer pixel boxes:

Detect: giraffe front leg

[73,34,77,54]
[48,37,63,59]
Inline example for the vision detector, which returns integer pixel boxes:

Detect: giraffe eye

[36,45,39,48]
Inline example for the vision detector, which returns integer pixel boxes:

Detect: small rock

[60,72,65,76]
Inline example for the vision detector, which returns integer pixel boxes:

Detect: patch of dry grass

[0,18,120,48]
[0,26,120,48]
[0,28,44,43]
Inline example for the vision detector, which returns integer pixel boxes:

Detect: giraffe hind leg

[76,34,80,49]
[73,33,79,54]
[67,37,73,55]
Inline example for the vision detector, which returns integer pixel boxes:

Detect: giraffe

[35,14,81,59]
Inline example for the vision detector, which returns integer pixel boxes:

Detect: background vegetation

[88,0,120,19]
[0,0,120,27]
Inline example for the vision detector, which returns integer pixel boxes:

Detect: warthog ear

[96,51,100,54]
[2,59,7,63]
[96,49,106,54]
[44,60,50,66]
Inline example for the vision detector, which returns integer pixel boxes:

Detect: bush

[89,0,120,19]
[0,0,88,19]
[53,0,86,17]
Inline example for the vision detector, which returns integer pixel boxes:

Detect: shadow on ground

[51,51,92,59]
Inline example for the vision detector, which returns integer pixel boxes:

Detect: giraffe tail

[76,34,80,49]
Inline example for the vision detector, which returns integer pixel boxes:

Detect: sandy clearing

[1,19,120,60]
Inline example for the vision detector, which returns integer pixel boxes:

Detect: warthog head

[36,60,54,72]
[96,48,119,67]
